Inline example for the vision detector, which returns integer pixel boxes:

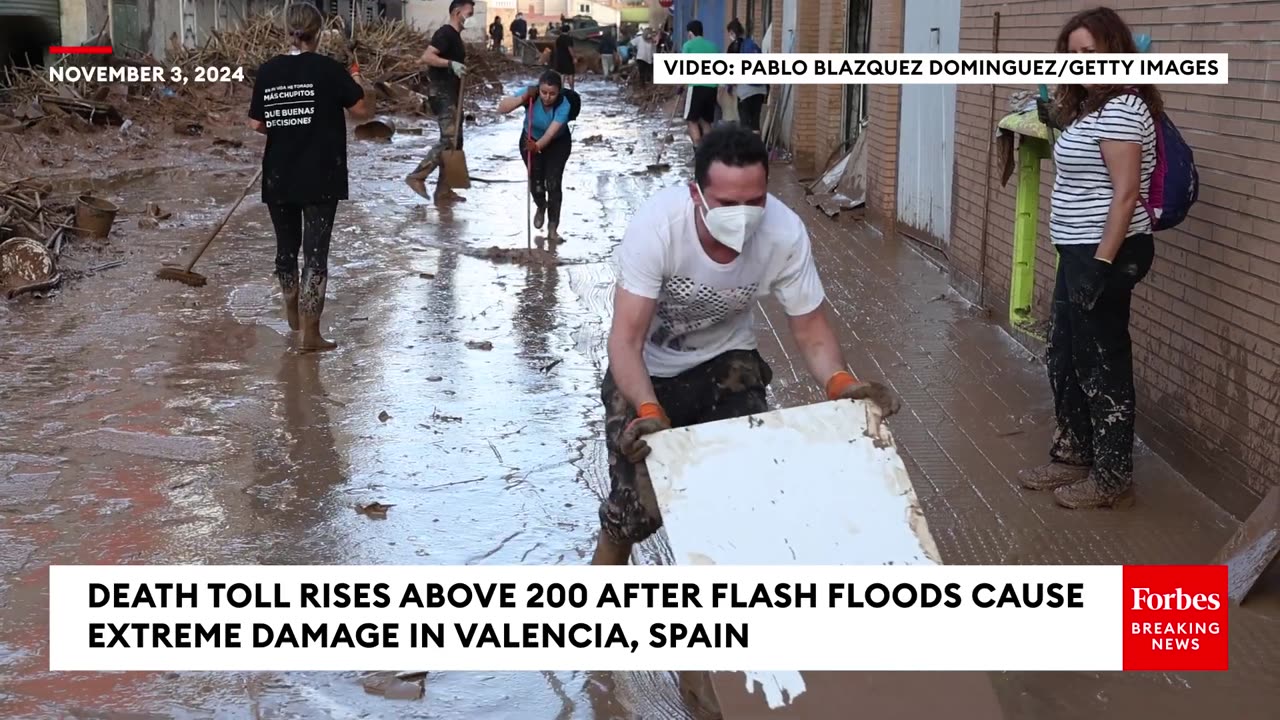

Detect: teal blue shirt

[511,85,570,138]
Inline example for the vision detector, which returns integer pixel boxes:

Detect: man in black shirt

[406,0,474,204]
[509,12,527,54]
[553,24,577,89]
[489,16,503,52]
[248,2,372,351]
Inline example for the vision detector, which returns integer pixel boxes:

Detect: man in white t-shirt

[591,126,900,565]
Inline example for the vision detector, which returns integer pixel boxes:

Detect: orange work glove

[827,370,901,418]
[619,402,671,463]
[349,62,360,76]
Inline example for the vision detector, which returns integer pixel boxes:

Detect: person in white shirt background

[630,29,655,84]
[590,125,900,565]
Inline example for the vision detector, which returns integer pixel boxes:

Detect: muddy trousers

[520,132,572,226]
[599,349,772,546]
[268,201,337,315]
[1046,234,1154,493]
[409,93,462,179]
[737,94,765,133]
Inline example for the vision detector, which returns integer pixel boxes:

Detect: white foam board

[644,398,940,567]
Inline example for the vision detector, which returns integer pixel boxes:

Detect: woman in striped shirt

[1019,7,1159,510]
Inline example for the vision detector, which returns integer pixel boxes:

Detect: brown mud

[0,76,702,719]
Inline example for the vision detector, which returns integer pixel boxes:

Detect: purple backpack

[1131,91,1199,231]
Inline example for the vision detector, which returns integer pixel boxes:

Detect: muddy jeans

[1047,233,1155,493]
[268,202,337,314]
[599,349,772,545]
[410,93,462,177]
[520,131,572,226]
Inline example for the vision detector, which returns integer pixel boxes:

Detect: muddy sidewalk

[0,77,703,719]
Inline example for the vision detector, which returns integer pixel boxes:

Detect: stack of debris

[802,125,867,220]
[0,12,518,140]
[0,179,73,250]
[0,179,74,299]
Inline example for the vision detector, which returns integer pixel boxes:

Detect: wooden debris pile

[0,12,520,132]
[0,179,74,252]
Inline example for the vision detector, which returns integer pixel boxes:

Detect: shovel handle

[453,74,467,146]
[183,167,263,273]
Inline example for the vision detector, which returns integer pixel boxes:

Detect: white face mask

[695,183,765,253]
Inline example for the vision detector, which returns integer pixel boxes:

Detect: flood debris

[0,236,59,299]
[357,502,395,519]
[354,117,396,141]
[0,179,75,253]
[361,670,424,699]
[378,410,393,422]
[479,246,563,267]
[466,340,494,351]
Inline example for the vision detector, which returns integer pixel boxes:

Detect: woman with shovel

[497,70,574,242]
[248,2,371,352]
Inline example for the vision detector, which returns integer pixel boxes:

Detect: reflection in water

[514,262,560,363]
[244,354,346,561]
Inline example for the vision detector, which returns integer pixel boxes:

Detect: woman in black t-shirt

[248,3,371,352]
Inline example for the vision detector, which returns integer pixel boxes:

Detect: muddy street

[0,77,701,718]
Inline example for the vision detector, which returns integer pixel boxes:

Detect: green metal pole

[1009,138,1047,333]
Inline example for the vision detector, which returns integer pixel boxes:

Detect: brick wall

[865,0,903,231]
[945,0,1280,501]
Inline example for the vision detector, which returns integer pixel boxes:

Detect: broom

[156,168,263,287]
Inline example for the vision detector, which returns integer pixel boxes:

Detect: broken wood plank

[1212,485,1280,605]
[37,94,124,125]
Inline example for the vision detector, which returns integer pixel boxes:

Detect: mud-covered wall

[865,0,1280,510]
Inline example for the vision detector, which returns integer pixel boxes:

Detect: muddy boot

[590,534,632,565]
[435,184,466,204]
[405,162,436,200]
[278,275,300,331]
[1053,477,1135,510]
[1017,462,1090,491]
[298,276,337,353]
[547,222,559,242]
[533,206,545,229]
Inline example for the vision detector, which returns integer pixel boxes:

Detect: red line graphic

[50,46,114,55]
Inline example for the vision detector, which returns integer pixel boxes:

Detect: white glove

[450,61,467,78]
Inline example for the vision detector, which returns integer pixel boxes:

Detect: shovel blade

[440,150,471,189]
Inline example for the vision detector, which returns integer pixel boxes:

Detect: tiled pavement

[751,167,1280,718]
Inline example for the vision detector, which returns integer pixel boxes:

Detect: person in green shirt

[681,20,719,150]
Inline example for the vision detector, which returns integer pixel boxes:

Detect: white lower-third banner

[49,564,1228,672]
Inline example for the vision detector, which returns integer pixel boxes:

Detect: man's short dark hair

[687,20,704,36]
[694,126,770,188]
[727,19,745,36]
[449,0,474,12]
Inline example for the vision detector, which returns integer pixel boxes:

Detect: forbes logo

[1121,565,1229,672]
[1129,587,1222,612]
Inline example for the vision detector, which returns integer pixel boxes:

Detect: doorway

[895,0,959,245]
[842,0,871,143]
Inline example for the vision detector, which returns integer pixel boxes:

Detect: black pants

[637,60,653,83]
[738,94,765,132]
[1046,234,1155,492]
[599,349,772,545]
[268,202,337,314]
[520,131,572,226]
